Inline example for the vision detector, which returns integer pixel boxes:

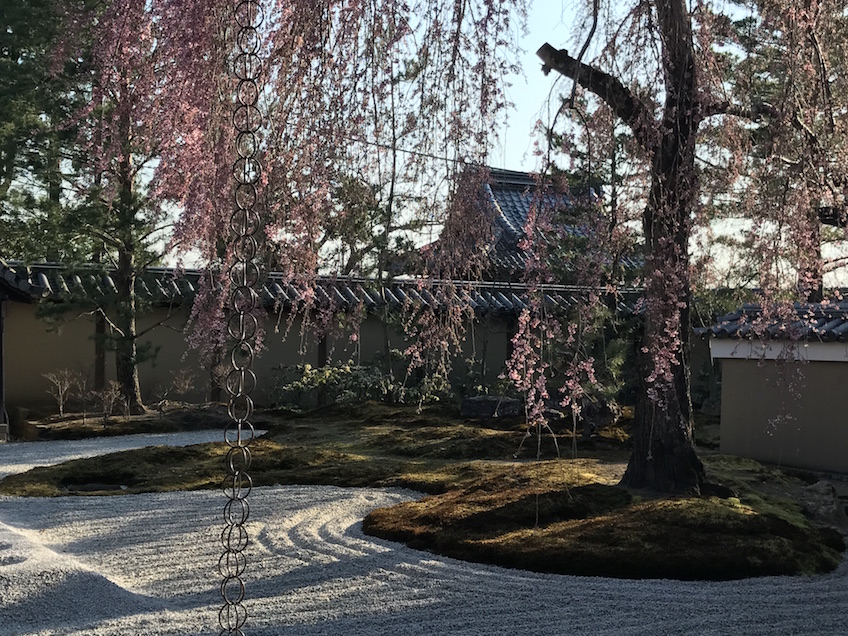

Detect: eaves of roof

[0,258,45,303]
[1,262,641,317]
[698,301,848,343]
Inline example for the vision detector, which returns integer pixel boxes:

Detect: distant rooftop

[481,167,639,279]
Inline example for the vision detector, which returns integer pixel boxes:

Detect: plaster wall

[5,302,512,411]
[720,358,848,473]
[5,302,108,409]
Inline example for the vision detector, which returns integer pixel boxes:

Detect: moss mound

[364,464,844,580]
[1,401,844,579]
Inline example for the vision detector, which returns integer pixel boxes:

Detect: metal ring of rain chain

[220,0,264,634]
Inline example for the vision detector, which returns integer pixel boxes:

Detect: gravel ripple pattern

[0,435,846,635]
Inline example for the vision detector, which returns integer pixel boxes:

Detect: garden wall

[4,302,512,411]
[718,353,848,474]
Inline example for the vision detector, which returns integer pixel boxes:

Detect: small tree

[94,380,123,423]
[71,369,93,424]
[156,368,197,407]
[43,369,75,416]
[16,1,201,414]
[170,369,196,399]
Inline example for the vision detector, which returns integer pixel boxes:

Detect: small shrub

[270,362,394,408]
[43,369,75,416]
[156,368,197,405]
[71,370,93,423]
[170,368,196,397]
[93,381,123,422]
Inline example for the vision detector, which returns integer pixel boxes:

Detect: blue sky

[491,2,576,173]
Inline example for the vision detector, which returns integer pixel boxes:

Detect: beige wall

[7,303,327,408]
[134,307,207,403]
[6,303,203,408]
[5,301,513,411]
[6,302,108,408]
[720,358,848,473]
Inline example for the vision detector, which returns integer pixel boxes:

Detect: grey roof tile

[1,260,641,318]
[704,301,848,342]
[0,258,44,301]
[330,285,348,307]
[479,169,643,279]
[407,288,427,306]
[314,286,332,307]
[385,287,404,306]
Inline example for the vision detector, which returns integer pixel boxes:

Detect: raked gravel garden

[1,431,847,635]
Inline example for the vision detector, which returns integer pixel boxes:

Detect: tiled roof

[0,258,44,302]
[482,168,641,277]
[0,261,192,305]
[263,276,640,315]
[699,301,848,342]
[0,261,640,316]
[484,168,592,275]
[485,169,585,241]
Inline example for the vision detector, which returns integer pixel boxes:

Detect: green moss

[1,401,844,579]
[365,478,844,580]
[703,454,812,528]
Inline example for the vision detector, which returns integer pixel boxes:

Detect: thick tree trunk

[622,264,705,493]
[94,312,106,390]
[93,248,106,390]
[113,86,147,416]
[115,337,146,414]
[538,0,707,494]
[621,0,705,494]
[621,137,705,493]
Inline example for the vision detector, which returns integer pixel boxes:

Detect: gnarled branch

[536,43,656,152]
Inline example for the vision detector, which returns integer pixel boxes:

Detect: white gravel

[0,434,846,635]
[0,430,230,480]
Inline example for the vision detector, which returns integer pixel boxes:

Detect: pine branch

[139,222,175,242]
[136,306,179,338]
[93,306,126,338]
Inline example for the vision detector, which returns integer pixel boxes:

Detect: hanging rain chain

[219,1,263,634]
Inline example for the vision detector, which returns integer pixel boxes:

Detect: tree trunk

[93,247,106,390]
[621,142,705,492]
[317,334,328,407]
[622,272,705,493]
[621,0,705,494]
[801,213,823,302]
[113,82,147,415]
[114,254,147,415]
[94,311,106,390]
[537,0,707,494]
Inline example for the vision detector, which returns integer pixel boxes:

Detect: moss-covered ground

[1,401,843,580]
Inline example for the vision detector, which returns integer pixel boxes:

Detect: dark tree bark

[112,88,148,416]
[801,211,824,303]
[93,247,106,391]
[113,253,147,415]
[538,0,707,494]
[94,311,106,391]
